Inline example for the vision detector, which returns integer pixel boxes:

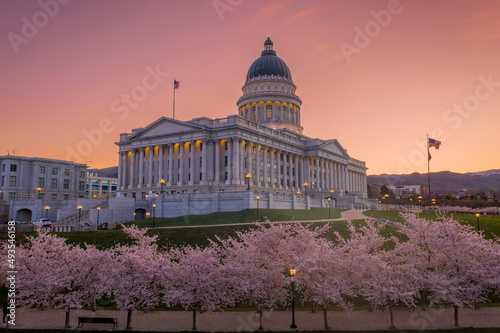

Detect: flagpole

[173,78,176,120]
[427,134,431,206]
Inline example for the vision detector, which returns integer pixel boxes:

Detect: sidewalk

[6,307,500,331]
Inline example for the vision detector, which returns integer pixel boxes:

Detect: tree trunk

[388,299,396,330]
[368,304,374,312]
[92,297,97,312]
[454,305,459,327]
[192,307,197,331]
[323,305,329,330]
[126,309,132,330]
[420,290,426,311]
[311,301,316,313]
[64,306,71,329]
[258,305,263,331]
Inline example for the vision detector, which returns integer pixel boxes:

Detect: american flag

[428,138,441,150]
[174,79,180,89]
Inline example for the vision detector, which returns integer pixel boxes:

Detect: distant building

[0,155,87,201]
[387,184,428,199]
[86,172,118,199]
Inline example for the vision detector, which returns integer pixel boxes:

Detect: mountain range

[368,170,500,193]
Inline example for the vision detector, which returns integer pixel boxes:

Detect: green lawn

[128,207,344,228]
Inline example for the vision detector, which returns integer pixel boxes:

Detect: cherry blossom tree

[109,225,163,330]
[161,245,235,331]
[399,214,499,327]
[16,230,112,328]
[338,220,418,330]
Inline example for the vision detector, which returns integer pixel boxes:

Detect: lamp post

[328,198,331,218]
[476,213,480,231]
[77,205,83,223]
[159,178,165,194]
[289,268,297,329]
[152,204,156,228]
[36,187,41,199]
[97,207,100,226]
[44,206,50,219]
[245,173,252,191]
[303,182,308,196]
[256,196,259,222]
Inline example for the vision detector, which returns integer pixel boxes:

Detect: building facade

[0,155,87,201]
[116,37,369,212]
[86,172,118,199]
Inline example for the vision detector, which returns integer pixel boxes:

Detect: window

[64,194,69,200]
[9,193,15,200]
[9,176,16,187]
[200,157,202,167]
[224,172,228,181]
[79,171,85,178]
[39,166,45,173]
[267,86,270,89]
[1,164,5,172]
[1,176,4,186]
[225,142,228,150]
[225,156,228,167]
[64,179,69,189]
[200,172,202,180]
[52,194,57,200]
[64,169,70,176]
[200,142,203,151]
[79,181,85,191]
[188,173,191,181]
[51,178,57,188]
[52,167,58,175]
[189,158,191,168]
[38,193,44,200]
[267,109,271,118]
[38,177,45,187]
[10,164,17,172]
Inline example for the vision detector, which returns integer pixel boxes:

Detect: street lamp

[36,187,42,199]
[256,196,259,222]
[97,207,100,226]
[476,213,480,231]
[44,206,50,219]
[77,205,83,223]
[289,268,297,329]
[303,182,308,196]
[245,173,252,191]
[152,204,156,228]
[159,178,165,194]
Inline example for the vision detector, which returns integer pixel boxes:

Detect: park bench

[77,317,117,330]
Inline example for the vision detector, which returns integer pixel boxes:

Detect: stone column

[256,144,260,186]
[299,156,304,188]
[117,152,122,189]
[294,154,298,189]
[283,152,288,189]
[276,149,281,188]
[178,143,184,186]
[147,147,153,187]
[189,141,195,185]
[121,152,127,190]
[262,146,267,187]
[129,149,135,189]
[215,140,220,184]
[201,140,207,185]
[138,148,143,188]
[315,157,320,190]
[269,148,275,188]
[226,139,232,184]
[158,144,164,184]
[233,138,240,185]
[168,144,173,186]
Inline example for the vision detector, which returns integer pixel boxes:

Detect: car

[33,218,52,227]
[8,219,27,224]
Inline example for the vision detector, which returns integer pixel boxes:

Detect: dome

[245,36,292,83]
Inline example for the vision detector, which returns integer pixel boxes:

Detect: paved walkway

[5,307,500,331]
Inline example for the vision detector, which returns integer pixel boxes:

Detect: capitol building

[116,37,371,216]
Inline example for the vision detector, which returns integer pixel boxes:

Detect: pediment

[320,139,350,158]
[130,117,203,139]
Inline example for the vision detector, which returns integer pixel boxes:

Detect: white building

[0,155,87,201]
[116,37,370,215]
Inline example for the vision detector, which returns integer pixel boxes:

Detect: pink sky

[1,0,499,175]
